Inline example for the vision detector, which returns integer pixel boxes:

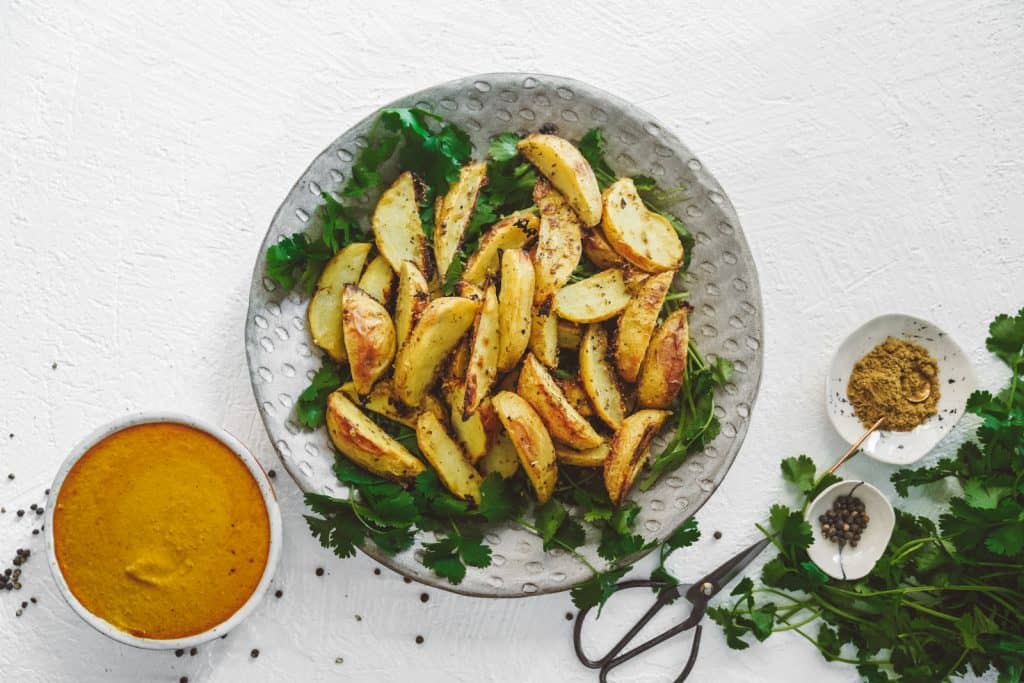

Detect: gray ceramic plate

[245,73,763,597]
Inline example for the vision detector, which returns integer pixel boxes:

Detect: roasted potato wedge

[556,442,609,468]
[463,284,499,418]
[434,162,488,279]
[446,338,471,382]
[601,178,683,273]
[553,268,631,323]
[340,380,444,429]
[615,271,674,383]
[556,319,583,350]
[528,300,559,368]
[416,412,482,503]
[462,210,539,284]
[372,172,433,278]
[393,297,480,406]
[532,179,582,300]
[341,285,397,394]
[496,367,520,393]
[394,261,431,349]
[492,391,557,503]
[478,432,520,479]
[517,134,602,227]
[604,409,671,505]
[357,255,394,307]
[307,242,373,362]
[582,227,627,269]
[517,353,603,449]
[554,377,595,418]
[623,267,650,293]
[580,325,626,429]
[325,391,426,482]
[497,248,535,372]
[442,379,499,463]
[453,280,484,302]
[637,304,691,408]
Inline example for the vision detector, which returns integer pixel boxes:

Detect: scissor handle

[600,624,702,683]
[573,579,686,669]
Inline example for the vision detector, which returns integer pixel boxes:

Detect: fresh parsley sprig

[707,309,1024,682]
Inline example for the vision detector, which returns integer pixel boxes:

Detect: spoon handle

[828,416,886,475]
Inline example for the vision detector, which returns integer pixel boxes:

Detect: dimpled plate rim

[245,73,764,597]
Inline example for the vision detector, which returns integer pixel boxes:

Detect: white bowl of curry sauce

[44,413,282,649]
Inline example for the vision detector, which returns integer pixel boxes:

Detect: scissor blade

[685,536,771,604]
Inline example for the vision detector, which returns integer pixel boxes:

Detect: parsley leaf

[295,363,346,428]
[488,133,520,162]
[421,530,491,585]
[570,567,629,615]
[477,473,522,523]
[265,233,331,293]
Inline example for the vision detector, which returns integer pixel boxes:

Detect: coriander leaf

[963,477,1011,510]
[664,518,701,551]
[458,535,492,567]
[660,211,695,272]
[730,576,754,598]
[577,129,616,189]
[304,493,364,559]
[554,519,586,551]
[707,605,751,650]
[369,526,416,555]
[333,458,384,487]
[295,363,345,428]
[535,499,568,549]
[986,307,1024,370]
[319,192,358,253]
[265,233,331,293]
[570,567,629,615]
[985,522,1024,555]
[477,473,521,522]
[711,356,735,386]
[780,455,818,494]
[597,529,646,562]
[749,603,777,641]
[420,531,492,585]
[489,133,520,162]
[412,469,471,518]
[818,623,842,661]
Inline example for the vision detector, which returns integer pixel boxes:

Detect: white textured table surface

[2,1,1022,681]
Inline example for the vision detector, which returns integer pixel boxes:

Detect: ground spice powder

[846,337,940,431]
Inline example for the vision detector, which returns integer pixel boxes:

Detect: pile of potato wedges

[307,132,692,508]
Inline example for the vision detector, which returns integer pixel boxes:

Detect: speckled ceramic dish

[826,313,975,466]
[805,480,895,581]
[245,73,763,597]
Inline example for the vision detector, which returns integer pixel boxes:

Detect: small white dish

[826,313,975,466]
[45,412,282,650]
[805,480,895,581]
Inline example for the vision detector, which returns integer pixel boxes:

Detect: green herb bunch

[708,309,1024,683]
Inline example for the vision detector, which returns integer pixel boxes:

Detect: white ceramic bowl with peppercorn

[826,313,976,466]
[805,480,895,581]
[44,412,283,650]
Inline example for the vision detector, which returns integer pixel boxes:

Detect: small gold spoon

[902,370,932,404]
[828,415,886,475]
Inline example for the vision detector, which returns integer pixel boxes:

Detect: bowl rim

[803,479,896,580]
[824,312,976,465]
[44,412,283,650]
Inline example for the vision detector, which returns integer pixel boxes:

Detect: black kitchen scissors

[573,536,771,682]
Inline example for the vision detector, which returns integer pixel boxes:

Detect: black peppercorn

[415,635,424,644]
[250,648,260,659]
[315,567,324,577]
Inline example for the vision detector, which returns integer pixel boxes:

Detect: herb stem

[514,518,599,575]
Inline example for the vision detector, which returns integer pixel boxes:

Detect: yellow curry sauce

[54,422,270,639]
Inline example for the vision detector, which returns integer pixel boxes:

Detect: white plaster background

[1,0,1021,681]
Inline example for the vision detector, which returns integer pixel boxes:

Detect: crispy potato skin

[307,243,373,362]
[517,134,602,227]
[416,412,483,503]
[555,377,595,418]
[325,391,426,482]
[443,380,499,463]
[340,380,444,429]
[582,227,627,269]
[372,172,433,279]
[637,304,691,408]
[604,409,671,505]
[462,210,538,285]
[553,268,631,323]
[517,353,604,449]
[342,285,397,395]
[463,284,499,418]
[477,432,520,478]
[615,271,674,383]
[393,297,480,406]
[601,178,683,273]
[497,249,535,372]
[394,261,431,349]
[532,179,582,301]
[357,255,395,307]
[580,325,627,429]
[528,299,559,368]
[434,162,488,279]
[556,442,609,468]
[492,391,557,503]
